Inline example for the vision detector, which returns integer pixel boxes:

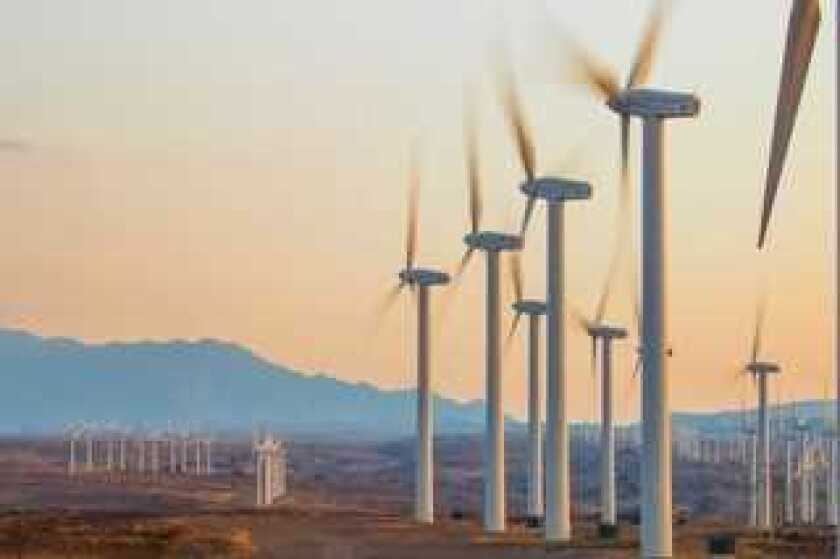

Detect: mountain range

[0,328,833,438]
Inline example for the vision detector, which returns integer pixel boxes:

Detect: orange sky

[0,0,834,420]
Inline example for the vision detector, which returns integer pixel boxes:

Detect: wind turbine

[507,253,547,521]
[743,302,781,531]
[752,0,827,539]
[455,107,522,533]
[382,145,450,524]
[571,303,628,536]
[494,60,592,542]
[559,2,700,554]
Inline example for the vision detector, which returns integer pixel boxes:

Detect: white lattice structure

[255,436,287,506]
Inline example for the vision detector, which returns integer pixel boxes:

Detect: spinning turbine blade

[497,62,539,235]
[464,107,483,235]
[375,283,404,321]
[569,305,591,332]
[520,197,537,236]
[620,114,631,202]
[506,312,522,347]
[498,67,537,182]
[454,248,475,281]
[406,146,420,271]
[510,252,523,304]
[626,0,670,88]
[758,0,821,248]
[751,299,766,363]
[506,253,525,347]
[561,37,621,100]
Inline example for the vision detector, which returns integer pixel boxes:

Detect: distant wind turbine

[507,253,547,521]
[455,106,522,533]
[743,301,781,531]
[495,59,592,542]
[381,145,450,524]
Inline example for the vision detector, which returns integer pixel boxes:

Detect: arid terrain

[0,435,833,558]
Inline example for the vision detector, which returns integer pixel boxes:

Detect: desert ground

[0,435,833,558]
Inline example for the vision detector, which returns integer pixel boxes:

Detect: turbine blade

[620,114,631,207]
[497,62,537,181]
[464,105,483,234]
[626,0,670,88]
[559,33,621,100]
[510,252,523,304]
[751,297,766,363]
[520,197,537,236]
[378,283,404,317]
[370,282,405,336]
[569,305,591,332]
[454,247,476,281]
[506,312,523,348]
[757,0,821,248]
[594,245,620,324]
[406,144,420,271]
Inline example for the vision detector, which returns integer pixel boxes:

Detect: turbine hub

[745,361,781,375]
[399,268,450,287]
[608,88,700,119]
[588,323,628,340]
[520,177,592,202]
[512,300,547,316]
[464,231,522,252]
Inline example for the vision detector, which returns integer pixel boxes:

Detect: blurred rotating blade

[520,197,537,237]
[560,34,621,100]
[406,145,420,271]
[751,298,766,364]
[454,247,476,282]
[626,0,670,88]
[569,305,591,333]
[510,252,523,304]
[464,102,483,235]
[506,311,523,348]
[498,64,537,182]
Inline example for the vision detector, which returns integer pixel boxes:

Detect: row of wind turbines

[382,0,830,557]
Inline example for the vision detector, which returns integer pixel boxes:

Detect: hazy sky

[0,0,834,420]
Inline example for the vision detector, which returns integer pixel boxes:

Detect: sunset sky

[0,0,834,420]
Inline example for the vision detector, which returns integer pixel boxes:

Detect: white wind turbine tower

[454,106,522,533]
[786,438,795,525]
[380,144,450,524]
[567,208,633,536]
[571,305,628,535]
[495,63,592,542]
[743,302,781,531]
[506,253,547,521]
[559,2,700,553]
[64,422,81,476]
[85,424,94,473]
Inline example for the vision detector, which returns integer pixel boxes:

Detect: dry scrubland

[0,436,832,558]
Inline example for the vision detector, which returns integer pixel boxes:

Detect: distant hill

[0,329,488,437]
[0,328,834,439]
[672,400,836,437]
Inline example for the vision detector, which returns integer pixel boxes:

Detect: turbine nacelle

[512,300,548,316]
[398,268,450,287]
[520,177,592,202]
[608,88,700,120]
[745,361,781,376]
[464,231,522,253]
[587,323,629,340]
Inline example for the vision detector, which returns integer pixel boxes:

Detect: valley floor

[0,437,833,558]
